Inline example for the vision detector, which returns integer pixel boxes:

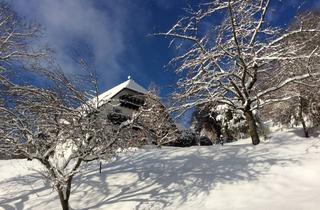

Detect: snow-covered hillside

[0,128,320,210]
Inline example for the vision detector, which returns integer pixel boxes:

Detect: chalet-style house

[95,76,148,124]
[92,77,181,146]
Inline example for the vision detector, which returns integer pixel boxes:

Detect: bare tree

[0,67,140,210]
[263,11,320,137]
[0,4,140,210]
[0,3,45,72]
[159,0,320,145]
[133,92,179,146]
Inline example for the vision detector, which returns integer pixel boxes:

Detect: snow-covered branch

[161,0,320,145]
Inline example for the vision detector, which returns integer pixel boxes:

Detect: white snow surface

[1,128,320,210]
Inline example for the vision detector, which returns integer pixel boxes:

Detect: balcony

[119,94,145,110]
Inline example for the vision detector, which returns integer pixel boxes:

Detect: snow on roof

[93,78,148,107]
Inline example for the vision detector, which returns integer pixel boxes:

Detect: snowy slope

[0,128,320,210]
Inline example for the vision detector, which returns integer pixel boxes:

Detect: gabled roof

[92,78,148,107]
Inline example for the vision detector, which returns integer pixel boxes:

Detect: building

[95,76,148,124]
[92,77,179,146]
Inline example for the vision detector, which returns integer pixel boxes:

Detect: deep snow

[0,128,320,210]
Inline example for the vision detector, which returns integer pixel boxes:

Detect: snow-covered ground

[1,128,320,210]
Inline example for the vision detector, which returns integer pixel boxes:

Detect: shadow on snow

[0,130,314,210]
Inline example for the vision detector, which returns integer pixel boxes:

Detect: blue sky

[7,0,320,99]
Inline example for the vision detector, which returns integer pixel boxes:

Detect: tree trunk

[298,97,309,138]
[57,177,73,210]
[224,125,234,143]
[212,122,222,143]
[58,196,69,210]
[245,110,260,145]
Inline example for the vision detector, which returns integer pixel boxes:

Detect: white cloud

[9,0,132,87]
